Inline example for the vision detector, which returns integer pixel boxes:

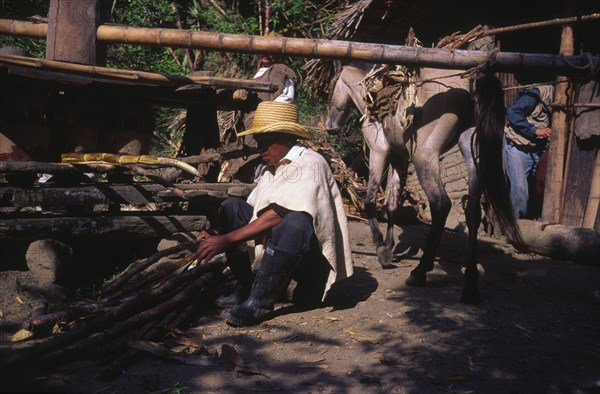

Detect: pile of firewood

[1,240,228,379]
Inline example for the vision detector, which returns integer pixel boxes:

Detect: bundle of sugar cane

[0,239,228,378]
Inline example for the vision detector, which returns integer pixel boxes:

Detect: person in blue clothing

[504,82,555,219]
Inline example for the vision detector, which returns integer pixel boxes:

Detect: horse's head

[324,63,373,131]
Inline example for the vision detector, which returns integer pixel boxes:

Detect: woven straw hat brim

[236,122,312,139]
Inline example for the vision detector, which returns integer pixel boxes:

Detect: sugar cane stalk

[101,239,199,296]
[34,270,221,367]
[1,259,224,369]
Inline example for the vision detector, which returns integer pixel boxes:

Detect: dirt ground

[1,220,599,394]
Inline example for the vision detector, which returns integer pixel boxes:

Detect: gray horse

[325,62,520,303]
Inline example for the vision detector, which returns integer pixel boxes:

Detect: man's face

[254,133,293,165]
[260,55,277,67]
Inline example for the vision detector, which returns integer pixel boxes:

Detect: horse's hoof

[405,273,426,287]
[377,246,393,268]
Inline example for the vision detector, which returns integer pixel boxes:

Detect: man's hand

[535,127,551,139]
[195,232,230,263]
[193,207,282,263]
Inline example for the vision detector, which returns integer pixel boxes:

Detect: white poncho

[246,146,354,299]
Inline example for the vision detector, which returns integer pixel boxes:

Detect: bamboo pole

[444,13,600,44]
[1,18,598,72]
[93,25,599,72]
[0,53,276,91]
[0,19,47,38]
[542,26,574,223]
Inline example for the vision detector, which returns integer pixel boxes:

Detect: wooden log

[1,19,599,72]
[0,215,208,242]
[516,219,600,264]
[0,160,114,174]
[542,26,574,223]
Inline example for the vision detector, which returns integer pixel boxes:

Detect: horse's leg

[381,154,409,263]
[458,127,481,304]
[366,149,392,266]
[405,117,457,286]
[380,165,398,264]
[363,122,393,267]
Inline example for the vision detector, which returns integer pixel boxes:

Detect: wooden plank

[0,215,208,242]
[176,79,277,93]
[46,0,110,65]
[559,140,597,227]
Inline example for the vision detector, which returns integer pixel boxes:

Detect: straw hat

[237,101,312,139]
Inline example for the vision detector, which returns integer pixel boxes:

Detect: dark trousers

[219,197,330,303]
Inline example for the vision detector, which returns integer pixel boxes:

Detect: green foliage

[0,36,46,58]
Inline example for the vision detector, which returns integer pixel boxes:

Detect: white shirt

[253,144,306,183]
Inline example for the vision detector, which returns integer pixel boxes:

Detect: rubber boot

[221,243,301,326]
[215,252,254,308]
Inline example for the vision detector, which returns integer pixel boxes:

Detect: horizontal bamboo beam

[0,19,47,38]
[1,18,598,72]
[0,53,276,91]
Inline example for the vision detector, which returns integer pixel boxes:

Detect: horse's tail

[474,74,523,244]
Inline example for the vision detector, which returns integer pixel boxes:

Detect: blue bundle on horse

[325,62,522,304]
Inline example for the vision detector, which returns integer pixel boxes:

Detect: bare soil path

[1,220,599,393]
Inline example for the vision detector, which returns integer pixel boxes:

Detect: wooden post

[46,0,111,65]
[181,71,221,182]
[541,25,574,223]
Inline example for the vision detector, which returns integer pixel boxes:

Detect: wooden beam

[0,54,275,91]
[0,183,255,207]
[0,215,208,243]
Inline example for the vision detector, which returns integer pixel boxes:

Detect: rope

[461,48,499,79]
[560,52,600,77]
